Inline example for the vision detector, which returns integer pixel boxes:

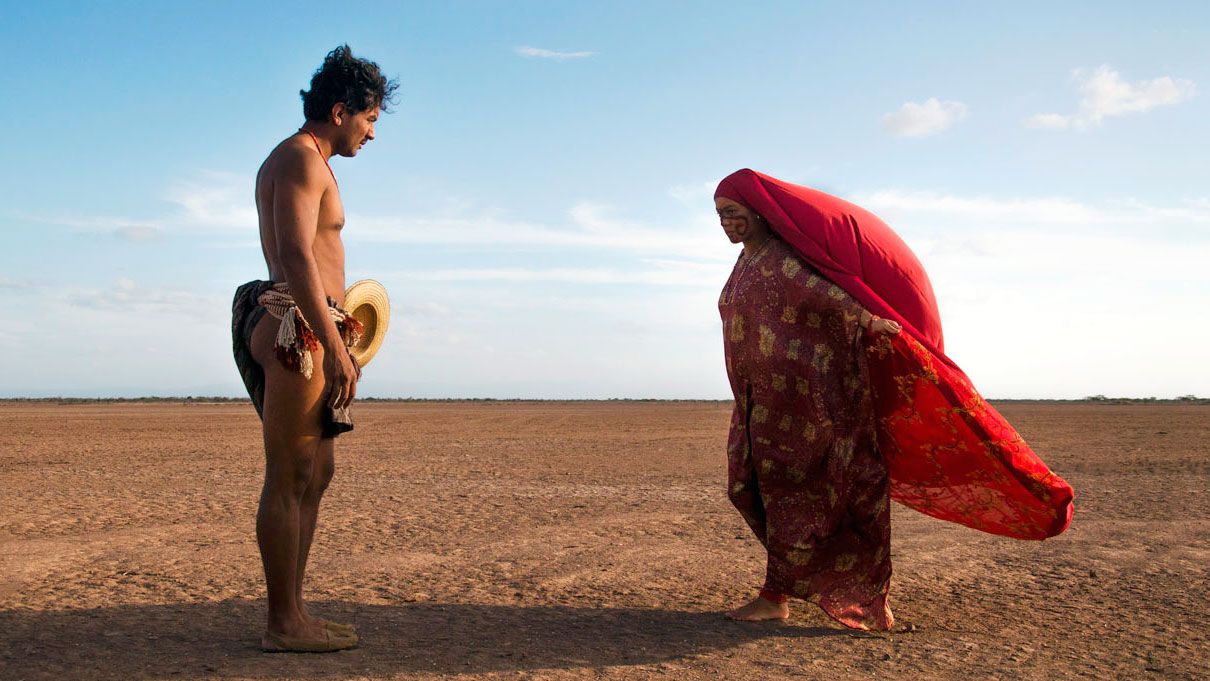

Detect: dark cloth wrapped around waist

[231,279,360,438]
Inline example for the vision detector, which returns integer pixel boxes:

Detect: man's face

[716,197,761,243]
[335,104,380,157]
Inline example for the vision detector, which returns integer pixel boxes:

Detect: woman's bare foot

[726,595,790,621]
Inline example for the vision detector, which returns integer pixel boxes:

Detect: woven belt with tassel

[257,284,364,379]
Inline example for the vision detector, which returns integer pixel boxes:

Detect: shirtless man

[231,45,396,653]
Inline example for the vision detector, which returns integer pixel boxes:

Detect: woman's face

[716,197,765,244]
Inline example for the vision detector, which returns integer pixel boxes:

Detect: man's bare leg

[294,437,355,632]
[251,316,352,647]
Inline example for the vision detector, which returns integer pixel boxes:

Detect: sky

[1,1,1206,399]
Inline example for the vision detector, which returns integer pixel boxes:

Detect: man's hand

[323,343,358,410]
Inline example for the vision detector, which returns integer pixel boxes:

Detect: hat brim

[343,279,390,368]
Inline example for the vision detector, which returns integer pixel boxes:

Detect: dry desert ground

[1,401,1207,680]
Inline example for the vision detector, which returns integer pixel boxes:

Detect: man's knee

[267,453,317,498]
[311,453,335,492]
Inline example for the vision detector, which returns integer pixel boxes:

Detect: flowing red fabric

[715,169,1073,539]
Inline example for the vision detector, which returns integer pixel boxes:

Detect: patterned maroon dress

[719,235,894,631]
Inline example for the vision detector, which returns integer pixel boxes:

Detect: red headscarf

[716,168,946,357]
[716,169,1074,539]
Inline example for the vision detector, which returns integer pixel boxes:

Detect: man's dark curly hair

[300,45,399,121]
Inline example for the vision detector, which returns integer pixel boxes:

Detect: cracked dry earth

[1,401,1207,680]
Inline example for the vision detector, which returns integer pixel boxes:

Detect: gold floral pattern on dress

[771,374,787,392]
[835,437,856,466]
[812,343,834,374]
[778,415,793,432]
[844,371,863,392]
[802,422,817,441]
[751,404,769,424]
[834,553,857,571]
[781,306,797,324]
[787,338,801,360]
[758,324,776,357]
[781,257,803,278]
[787,549,813,565]
[729,313,746,343]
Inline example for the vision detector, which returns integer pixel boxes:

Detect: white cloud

[836,189,1210,397]
[0,281,239,397]
[31,172,737,264]
[882,98,968,137]
[667,180,718,206]
[10,180,1210,398]
[348,200,734,262]
[115,225,162,241]
[21,213,165,240]
[0,277,37,290]
[389,259,726,287]
[164,171,257,228]
[65,277,223,321]
[1024,112,1072,130]
[1028,65,1196,131]
[857,190,1109,225]
[854,190,1210,229]
[515,46,596,61]
[24,170,251,238]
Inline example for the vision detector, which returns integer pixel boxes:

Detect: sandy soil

[0,401,1206,680]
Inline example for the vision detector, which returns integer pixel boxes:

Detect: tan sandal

[320,620,357,636]
[260,628,358,653]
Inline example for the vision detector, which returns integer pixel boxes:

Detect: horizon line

[1,395,1205,405]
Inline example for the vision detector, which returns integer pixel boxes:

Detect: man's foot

[261,627,358,653]
[726,595,790,621]
[299,603,357,635]
[319,619,357,636]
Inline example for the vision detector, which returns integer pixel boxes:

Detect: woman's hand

[870,317,902,335]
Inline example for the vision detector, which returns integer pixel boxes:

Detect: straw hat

[343,279,390,368]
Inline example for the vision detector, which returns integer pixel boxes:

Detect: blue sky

[1,1,1206,398]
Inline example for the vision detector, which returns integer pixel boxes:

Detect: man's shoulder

[261,135,326,185]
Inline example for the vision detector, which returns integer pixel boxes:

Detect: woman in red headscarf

[715,169,1073,629]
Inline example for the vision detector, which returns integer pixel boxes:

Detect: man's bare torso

[255,133,347,306]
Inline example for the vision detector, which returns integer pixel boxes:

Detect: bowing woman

[714,169,1074,629]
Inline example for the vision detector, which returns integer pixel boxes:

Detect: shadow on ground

[1,600,856,679]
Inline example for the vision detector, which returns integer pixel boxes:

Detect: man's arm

[272,149,357,409]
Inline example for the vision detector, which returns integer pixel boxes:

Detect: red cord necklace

[299,128,337,186]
